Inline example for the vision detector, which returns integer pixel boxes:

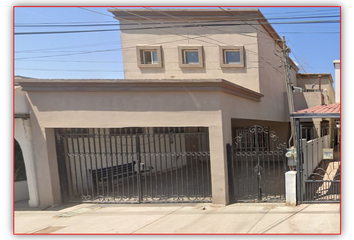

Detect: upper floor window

[142,50,158,64]
[183,50,199,64]
[136,45,162,68]
[219,46,244,68]
[178,46,203,68]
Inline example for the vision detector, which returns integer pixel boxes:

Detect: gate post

[285,171,297,206]
[226,144,234,203]
[295,118,303,204]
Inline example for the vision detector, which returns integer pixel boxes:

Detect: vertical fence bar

[114,131,120,200]
[227,144,234,202]
[136,134,142,203]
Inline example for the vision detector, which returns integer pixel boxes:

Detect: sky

[13,6,340,82]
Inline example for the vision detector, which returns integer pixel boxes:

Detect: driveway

[14,200,340,234]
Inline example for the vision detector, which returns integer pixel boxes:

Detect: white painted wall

[15,86,39,206]
[334,60,340,103]
[15,86,29,114]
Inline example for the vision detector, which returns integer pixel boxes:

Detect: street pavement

[14,200,340,234]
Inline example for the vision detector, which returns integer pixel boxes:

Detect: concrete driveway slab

[14,201,340,234]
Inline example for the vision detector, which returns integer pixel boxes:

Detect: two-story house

[17,8,305,207]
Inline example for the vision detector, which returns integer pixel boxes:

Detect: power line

[15,20,340,35]
[15,68,124,72]
[15,7,338,77]
[14,14,340,28]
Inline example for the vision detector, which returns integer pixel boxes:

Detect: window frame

[142,50,158,65]
[136,45,163,68]
[178,46,203,68]
[219,46,245,68]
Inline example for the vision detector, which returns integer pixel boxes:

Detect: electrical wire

[14,14,340,28]
[15,20,340,35]
[15,7,339,79]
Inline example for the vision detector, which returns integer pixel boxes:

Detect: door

[227,125,287,203]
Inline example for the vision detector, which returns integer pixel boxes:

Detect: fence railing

[298,125,340,203]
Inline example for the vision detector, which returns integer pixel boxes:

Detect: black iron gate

[55,127,212,203]
[227,125,287,203]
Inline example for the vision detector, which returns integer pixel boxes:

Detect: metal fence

[55,127,212,204]
[297,125,340,203]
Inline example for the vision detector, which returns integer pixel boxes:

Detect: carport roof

[291,103,340,119]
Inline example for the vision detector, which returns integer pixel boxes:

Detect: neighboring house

[293,73,336,134]
[14,78,39,207]
[16,8,334,207]
[294,73,335,109]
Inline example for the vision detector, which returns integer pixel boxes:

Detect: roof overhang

[291,103,340,119]
[290,113,340,119]
[17,78,264,102]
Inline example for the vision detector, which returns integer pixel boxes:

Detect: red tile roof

[294,103,340,114]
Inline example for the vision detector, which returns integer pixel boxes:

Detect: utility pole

[281,36,296,148]
[318,75,325,105]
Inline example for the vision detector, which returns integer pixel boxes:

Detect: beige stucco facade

[294,73,335,112]
[113,9,298,94]
[16,9,302,207]
[17,77,291,206]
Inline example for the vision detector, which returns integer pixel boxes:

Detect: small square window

[183,50,199,64]
[142,50,158,64]
[178,46,203,68]
[219,46,244,68]
[136,46,162,68]
[224,50,241,64]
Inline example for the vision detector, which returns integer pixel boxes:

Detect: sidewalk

[14,200,340,234]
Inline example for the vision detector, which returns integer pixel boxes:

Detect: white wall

[15,86,29,114]
[15,118,39,207]
[334,60,340,103]
[15,86,39,206]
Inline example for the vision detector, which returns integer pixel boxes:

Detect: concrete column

[285,171,297,206]
[30,110,62,206]
[209,125,228,206]
[45,129,62,205]
[208,116,232,206]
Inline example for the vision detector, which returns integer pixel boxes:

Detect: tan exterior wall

[26,88,292,206]
[22,11,299,206]
[119,21,261,92]
[294,74,335,111]
[256,28,290,121]
[117,16,294,123]
[26,90,231,206]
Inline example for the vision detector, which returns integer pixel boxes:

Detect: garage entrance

[55,127,212,203]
